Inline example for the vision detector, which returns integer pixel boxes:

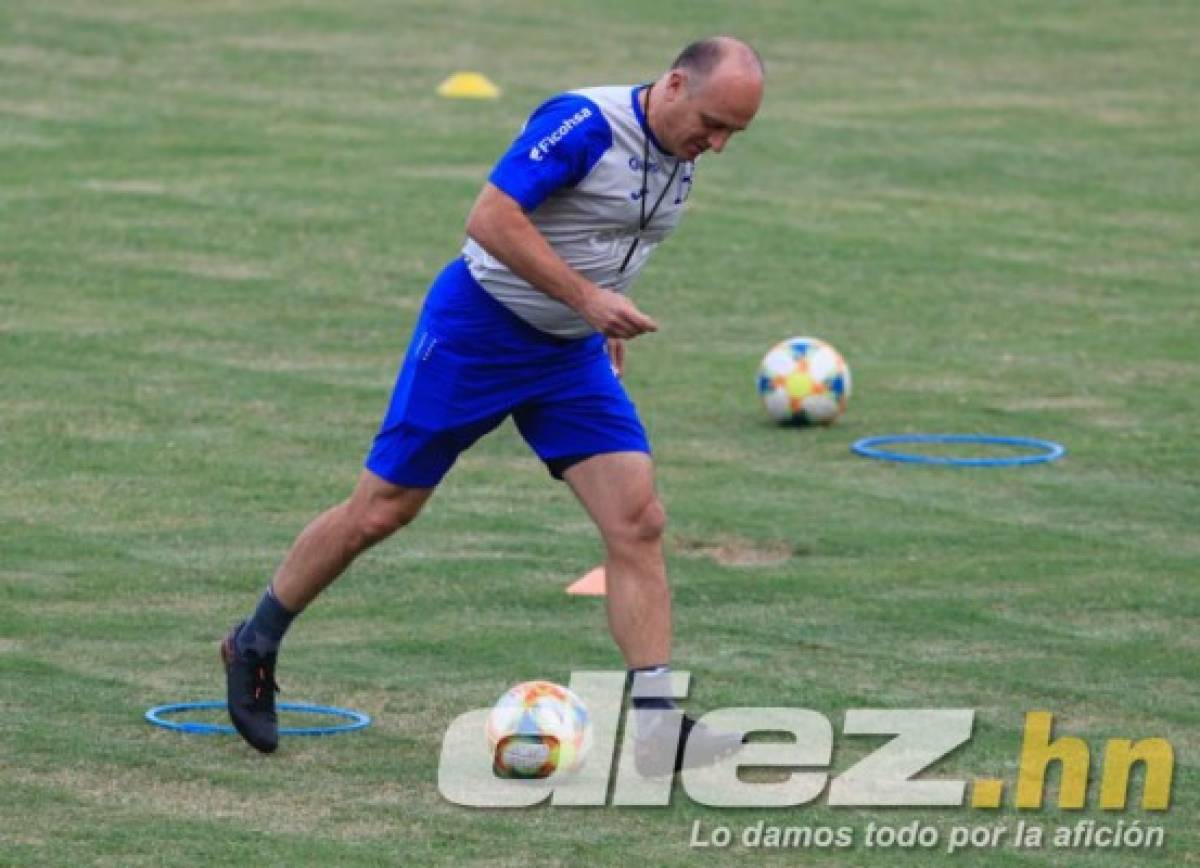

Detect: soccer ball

[757,336,852,425]
[485,681,592,779]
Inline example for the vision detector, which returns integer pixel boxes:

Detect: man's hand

[607,338,625,378]
[579,288,659,340]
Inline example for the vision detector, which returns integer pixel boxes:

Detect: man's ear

[663,70,689,100]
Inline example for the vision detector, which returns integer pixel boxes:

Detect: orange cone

[566,565,606,596]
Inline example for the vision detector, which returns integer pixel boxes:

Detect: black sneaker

[220,622,280,754]
[633,711,744,777]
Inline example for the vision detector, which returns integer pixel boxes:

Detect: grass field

[1,0,1197,864]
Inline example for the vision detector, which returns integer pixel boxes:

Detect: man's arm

[465,183,658,340]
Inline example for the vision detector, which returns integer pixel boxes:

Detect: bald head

[648,36,764,160]
[670,36,765,87]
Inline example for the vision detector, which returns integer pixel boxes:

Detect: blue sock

[628,664,677,711]
[236,586,297,658]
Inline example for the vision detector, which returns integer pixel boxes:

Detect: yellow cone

[437,72,501,100]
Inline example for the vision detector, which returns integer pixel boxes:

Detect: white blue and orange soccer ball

[485,681,592,779]
[757,336,852,425]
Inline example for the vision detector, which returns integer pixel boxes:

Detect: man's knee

[352,504,410,545]
[347,485,429,547]
[609,495,668,548]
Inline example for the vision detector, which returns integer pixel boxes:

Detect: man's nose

[708,130,731,153]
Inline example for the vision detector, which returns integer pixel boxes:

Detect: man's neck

[641,81,657,141]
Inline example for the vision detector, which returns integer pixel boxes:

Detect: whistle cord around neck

[619,83,681,275]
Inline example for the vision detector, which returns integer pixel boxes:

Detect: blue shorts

[365,258,650,488]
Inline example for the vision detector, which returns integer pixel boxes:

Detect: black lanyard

[619,84,681,274]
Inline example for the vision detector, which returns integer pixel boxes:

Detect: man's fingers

[622,317,658,338]
[606,319,653,339]
[633,311,659,333]
[614,308,658,338]
[607,338,625,377]
[585,291,657,338]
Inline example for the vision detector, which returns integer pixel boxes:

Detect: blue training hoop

[851,434,1065,467]
[145,701,371,736]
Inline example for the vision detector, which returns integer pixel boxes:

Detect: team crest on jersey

[628,156,668,176]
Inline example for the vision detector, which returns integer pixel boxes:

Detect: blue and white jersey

[461,85,695,338]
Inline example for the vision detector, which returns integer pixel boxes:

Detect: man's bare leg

[563,451,742,773]
[222,469,432,752]
[562,452,671,668]
[271,469,435,611]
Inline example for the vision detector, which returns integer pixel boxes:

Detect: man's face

[656,65,763,161]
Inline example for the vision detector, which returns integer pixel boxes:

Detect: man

[222,36,765,770]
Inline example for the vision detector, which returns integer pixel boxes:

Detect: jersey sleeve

[488,93,613,211]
